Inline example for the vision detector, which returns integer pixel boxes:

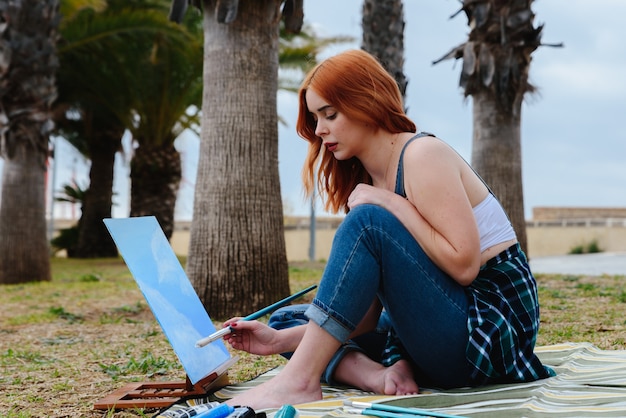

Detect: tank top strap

[394,132,434,197]
[393,132,513,226]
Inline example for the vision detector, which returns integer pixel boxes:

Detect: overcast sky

[4,0,624,222]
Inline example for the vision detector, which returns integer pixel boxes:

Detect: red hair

[296,49,416,213]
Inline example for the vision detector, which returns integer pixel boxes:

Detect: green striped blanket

[159,343,626,417]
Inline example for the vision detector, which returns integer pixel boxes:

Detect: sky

[3,0,624,222]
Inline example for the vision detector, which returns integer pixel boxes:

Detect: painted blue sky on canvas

[103,216,231,384]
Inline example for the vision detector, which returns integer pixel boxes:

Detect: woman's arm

[401,138,482,284]
[348,139,482,285]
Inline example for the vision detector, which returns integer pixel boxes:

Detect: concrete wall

[533,207,626,221]
[526,207,626,257]
[171,228,337,261]
[169,223,337,261]
[527,222,626,257]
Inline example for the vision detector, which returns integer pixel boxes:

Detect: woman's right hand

[222,319,281,355]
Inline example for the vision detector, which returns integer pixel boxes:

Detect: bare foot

[381,359,419,395]
[332,352,418,395]
[225,372,323,410]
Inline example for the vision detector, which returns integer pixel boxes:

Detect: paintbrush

[195,284,317,347]
[344,400,467,418]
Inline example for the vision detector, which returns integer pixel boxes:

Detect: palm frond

[60,0,107,20]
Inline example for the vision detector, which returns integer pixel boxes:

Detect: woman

[224,49,553,409]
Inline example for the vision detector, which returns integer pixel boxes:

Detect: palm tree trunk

[471,91,528,253]
[0,0,59,283]
[361,0,408,100]
[73,127,120,258]
[188,0,289,319]
[0,144,51,283]
[130,144,181,240]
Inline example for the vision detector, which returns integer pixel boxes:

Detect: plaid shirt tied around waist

[465,243,555,385]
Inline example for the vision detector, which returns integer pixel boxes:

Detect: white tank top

[473,193,517,253]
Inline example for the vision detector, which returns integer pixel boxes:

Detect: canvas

[103,216,233,385]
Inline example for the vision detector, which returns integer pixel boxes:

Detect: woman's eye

[326,113,337,120]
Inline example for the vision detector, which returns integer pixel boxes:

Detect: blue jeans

[304,204,471,388]
[269,304,392,384]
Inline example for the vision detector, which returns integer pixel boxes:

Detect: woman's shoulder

[403,135,462,167]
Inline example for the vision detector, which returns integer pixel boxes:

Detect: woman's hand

[348,183,397,210]
[222,319,281,355]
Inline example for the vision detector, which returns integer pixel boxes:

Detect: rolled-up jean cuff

[323,341,366,385]
[305,304,352,343]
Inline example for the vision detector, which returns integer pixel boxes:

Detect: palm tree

[184,0,307,319]
[0,0,59,284]
[55,0,195,256]
[361,0,408,102]
[434,0,560,254]
[127,22,203,239]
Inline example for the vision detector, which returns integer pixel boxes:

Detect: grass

[0,257,625,417]
[536,273,626,348]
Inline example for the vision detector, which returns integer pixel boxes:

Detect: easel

[94,370,230,410]
[95,218,312,411]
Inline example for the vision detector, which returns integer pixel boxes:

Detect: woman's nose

[315,121,327,136]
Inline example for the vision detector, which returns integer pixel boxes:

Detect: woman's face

[305,88,372,161]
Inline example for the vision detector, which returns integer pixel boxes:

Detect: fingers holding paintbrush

[195,285,317,348]
[223,320,282,355]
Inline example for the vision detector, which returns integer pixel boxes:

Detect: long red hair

[296,49,416,213]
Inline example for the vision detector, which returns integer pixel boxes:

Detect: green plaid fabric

[466,243,554,384]
[380,328,407,367]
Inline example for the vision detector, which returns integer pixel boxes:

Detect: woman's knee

[341,204,399,232]
[268,304,310,330]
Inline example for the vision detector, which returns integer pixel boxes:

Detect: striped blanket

[159,343,626,417]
